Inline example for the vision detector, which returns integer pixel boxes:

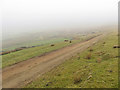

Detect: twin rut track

[2,34,105,88]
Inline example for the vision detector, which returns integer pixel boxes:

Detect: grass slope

[3,38,66,51]
[25,32,118,88]
[2,34,96,68]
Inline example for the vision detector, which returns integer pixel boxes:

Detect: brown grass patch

[86,53,91,59]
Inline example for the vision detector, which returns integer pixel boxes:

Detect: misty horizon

[2,0,118,36]
[0,0,119,89]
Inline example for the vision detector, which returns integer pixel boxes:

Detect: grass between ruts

[2,34,96,68]
[25,31,118,88]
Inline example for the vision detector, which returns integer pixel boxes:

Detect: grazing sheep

[51,44,55,46]
[69,41,72,43]
[64,40,69,42]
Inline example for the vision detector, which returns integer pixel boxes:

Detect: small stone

[78,56,80,60]
[107,74,111,76]
[46,82,52,86]
[57,74,61,76]
[89,73,92,75]
[109,70,113,73]
[87,75,92,80]
[102,81,105,83]
[84,66,87,68]
[46,83,49,86]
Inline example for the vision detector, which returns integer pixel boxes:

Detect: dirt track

[2,34,105,88]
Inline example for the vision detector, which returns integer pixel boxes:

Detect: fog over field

[1,1,119,88]
[2,0,118,49]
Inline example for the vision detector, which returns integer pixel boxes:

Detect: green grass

[2,41,70,68]
[2,34,97,68]
[25,32,118,88]
[3,38,67,51]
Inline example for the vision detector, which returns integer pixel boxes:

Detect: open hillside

[2,29,102,51]
[2,32,99,68]
[25,31,118,88]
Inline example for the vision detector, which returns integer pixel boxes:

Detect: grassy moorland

[2,33,97,68]
[25,31,118,88]
[2,38,66,51]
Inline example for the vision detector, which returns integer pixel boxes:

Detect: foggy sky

[2,0,118,36]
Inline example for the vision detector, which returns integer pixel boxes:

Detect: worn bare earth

[2,34,105,88]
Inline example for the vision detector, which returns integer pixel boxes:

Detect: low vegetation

[2,34,98,68]
[25,32,118,88]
